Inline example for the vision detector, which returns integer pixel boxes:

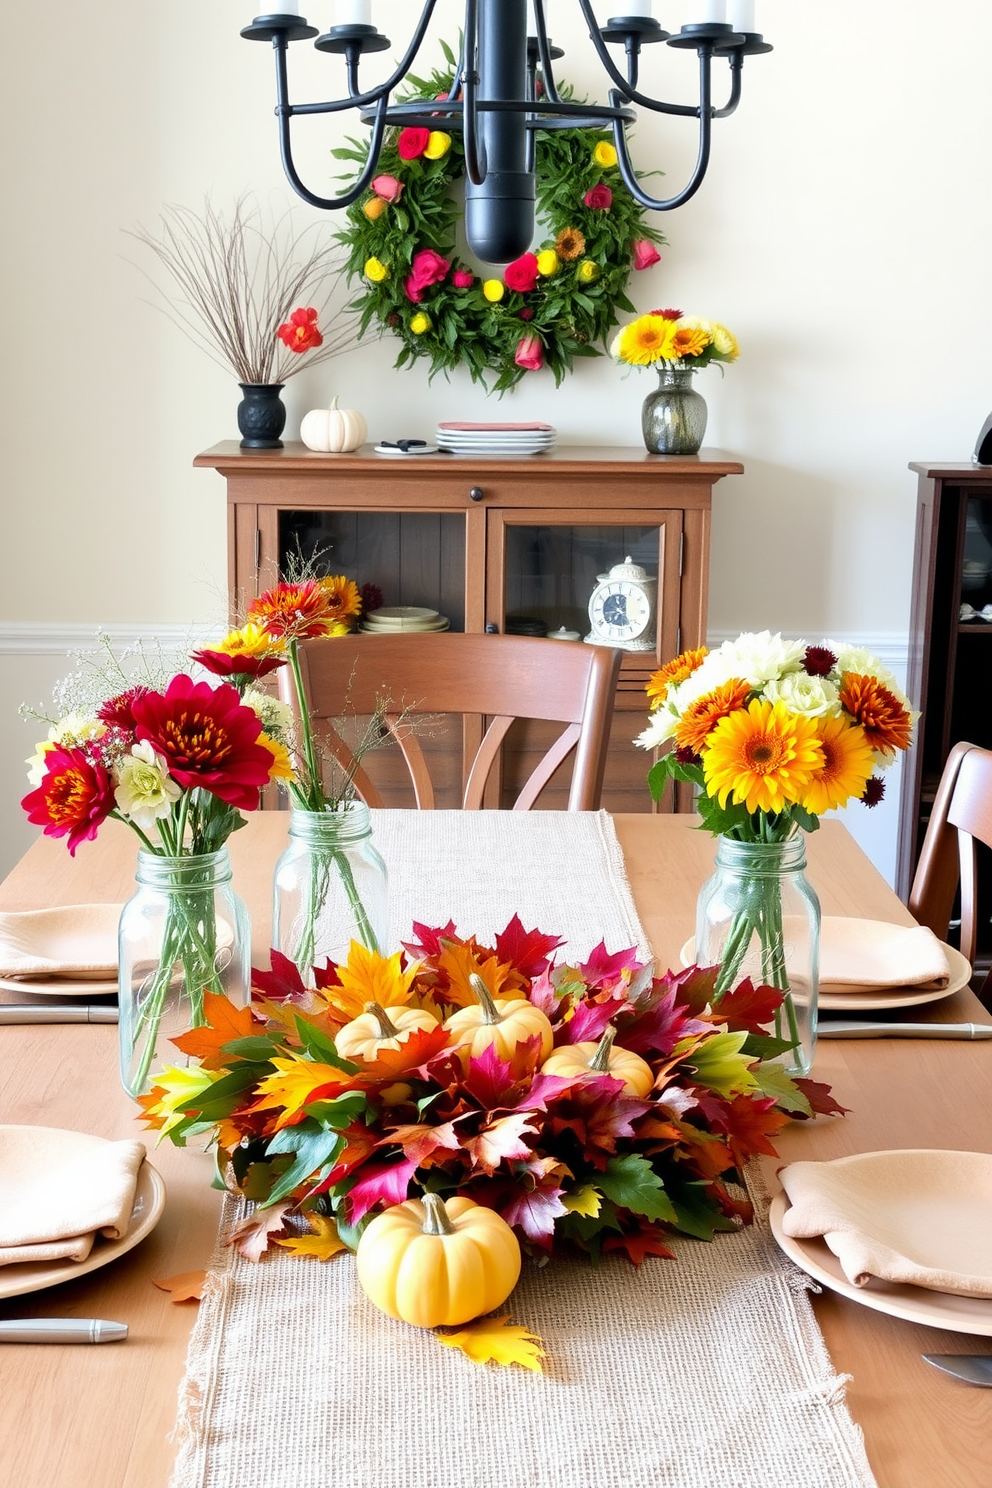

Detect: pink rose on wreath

[514,334,544,372]
[404,248,451,303]
[452,268,475,289]
[397,127,431,160]
[632,238,662,270]
[583,185,613,211]
[504,252,539,293]
[372,174,404,203]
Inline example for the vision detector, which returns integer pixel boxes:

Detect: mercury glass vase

[694,833,819,1076]
[272,803,388,983]
[118,848,251,1098]
[642,366,707,454]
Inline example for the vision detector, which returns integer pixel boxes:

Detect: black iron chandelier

[241,0,772,265]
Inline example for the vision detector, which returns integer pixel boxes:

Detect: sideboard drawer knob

[468,486,485,503]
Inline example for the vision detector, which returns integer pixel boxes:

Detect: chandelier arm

[462,0,487,186]
[272,0,439,117]
[533,1,562,105]
[712,54,743,119]
[609,64,713,212]
[277,83,391,210]
[576,0,717,119]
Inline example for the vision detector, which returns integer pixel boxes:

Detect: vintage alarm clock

[585,556,657,651]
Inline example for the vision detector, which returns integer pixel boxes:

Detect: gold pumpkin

[356,1193,521,1327]
[444,973,553,1063]
[541,1026,654,1098]
[335,1001,439,1063]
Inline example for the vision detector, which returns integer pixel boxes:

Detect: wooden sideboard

[194,443,742,812]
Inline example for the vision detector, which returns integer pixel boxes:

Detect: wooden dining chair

[908,740,992,999]
[279,632,623,811]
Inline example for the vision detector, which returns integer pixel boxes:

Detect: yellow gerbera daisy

[259,733,296,784]
[319,574,362,625]
[799,715,875,815]
[614,314,676,367]
[215,623,285,660]
[702,699,824,815]
[669,325,710,359]
[646,646,708,708]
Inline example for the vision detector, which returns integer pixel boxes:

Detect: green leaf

[664,1175,740,1241]
[263,1128,345,1207]
[222,1036,281,1062]
[740,1032,796,1061]
[294,1015,359,1073]
[598,1154,677,1223]
[752,1063,813,1116]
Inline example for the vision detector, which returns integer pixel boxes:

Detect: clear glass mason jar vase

[272,803,388,983]
[641,366,708,454]
[118,848,250,1098]
[694,833,819,1076]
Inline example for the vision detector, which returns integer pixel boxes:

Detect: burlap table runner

[169,811,878,1488]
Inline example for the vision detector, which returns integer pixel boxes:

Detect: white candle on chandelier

[686,0,726,23]
[728,0,755,31]
[275,0,300,12]
[609,0,653,17]
[336,0,371,24]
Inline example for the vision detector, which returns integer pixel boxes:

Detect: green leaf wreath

[335,47,665,393]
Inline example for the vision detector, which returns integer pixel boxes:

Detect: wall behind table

[1,0,988,883]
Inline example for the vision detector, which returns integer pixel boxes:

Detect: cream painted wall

[1,0,990,879]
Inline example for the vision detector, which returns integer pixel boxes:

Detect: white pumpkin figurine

[300,396,367,454]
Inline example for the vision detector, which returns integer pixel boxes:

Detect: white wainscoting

[0,625,911,889]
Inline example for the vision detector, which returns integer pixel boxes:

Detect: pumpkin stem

[365,1001,400,1039]
[420,1192,456,1236]
[331,395,339,410]
[589,1025,617,1072]
[468,972,501,1026]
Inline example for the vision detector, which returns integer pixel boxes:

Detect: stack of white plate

[436,422,557,457]
[359,606,450,634]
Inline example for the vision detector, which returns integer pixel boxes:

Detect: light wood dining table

[1,813,991,1488]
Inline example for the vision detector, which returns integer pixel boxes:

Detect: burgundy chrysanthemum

[861,776,886,808]
[359,582,383,615]
[803,645,837,678]
[675,745,702,765]
[97,686,148,732]
[132,674,274,811]
[21,746,115,856]
[190,646,286,681]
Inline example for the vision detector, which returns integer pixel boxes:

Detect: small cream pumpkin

[356,1193,521,1327]
[299,396,367,453]
[541,1026,654,1098]
[444,973,554,1063]
[335,1001,439,1063]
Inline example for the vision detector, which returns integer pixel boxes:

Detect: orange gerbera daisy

[799,715,875,815]
[838,673,913,758]
[668,325,709,359]
[646,646,709,708]
[320,574,363,626]
[675,678,751,756]
[702,699,824,815]
[555,226,586,261]
[247,580,349,641]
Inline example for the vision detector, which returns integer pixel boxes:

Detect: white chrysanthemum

[714,631,805,690]
[114,741,181,832]
[827,642,912,711]
[635,709,679,750]
[25,714,105,785]
[663,650,739,718]
[762,673,839,717]
[243,689,294,737]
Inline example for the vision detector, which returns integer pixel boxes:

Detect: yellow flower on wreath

[363,196,387,221]
[577,259,600,284]
[799,714,875,815]
[410,311,432,334]
[364,256,389,282]
[593,141,618,169]
[536,248,559,277]
[702,698,825,816]
[423,130,452,160]
[483,279,505,303]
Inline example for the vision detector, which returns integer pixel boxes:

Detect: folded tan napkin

[818,917,950,990]
[780,1151,992,1296]
[0,904,122,980]
[0,1126,146,1266]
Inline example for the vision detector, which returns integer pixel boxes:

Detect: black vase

[237,383,286,449]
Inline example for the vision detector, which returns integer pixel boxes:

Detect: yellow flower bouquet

[611,308,738,453]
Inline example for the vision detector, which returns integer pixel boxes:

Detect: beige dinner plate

[0,903,123,979]
[0,1134,166,1300]
[678,936,969,1011]
[0,972,120,998]
[769,1161,992,1336]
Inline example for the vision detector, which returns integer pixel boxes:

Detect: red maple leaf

[344,1154,418,1224]
[317,1123,380,1188]
[548,1077,652,1162]
[618,983,711,1057]
[579,941,644,989]
[459,1038,546,1109]
[670,963,720,1014]
[465,1112,539,1176]
[526,969,559,1020]
[383,1120,465,1168]
[401,919,458,960]
[251,949,308,1001]
[352,1023,453,1083]
[712,977,785,1034]
[722,1093,791,1164]
[493,914,565,977]
[499,1179,568,1250]
[603,1223,675,1265]
[792,1077,849,1118]
[559,994,627,1046]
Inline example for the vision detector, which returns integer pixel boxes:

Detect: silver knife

[818,1021,992,1039]
[0,1318,127,1343]
[0,1003,119,1025]
[923,1354,992,1386]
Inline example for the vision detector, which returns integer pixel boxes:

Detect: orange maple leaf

[353,1022,453,1083]
[171,991,260,1069]
[152,1270,207,1302]
[434,1316,545,1371]
[437,941,523,1008]
[249,1055,354,1129]
[318,943,420,1022]
[273,1212,348,1261]
[227,1200,293,1261]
